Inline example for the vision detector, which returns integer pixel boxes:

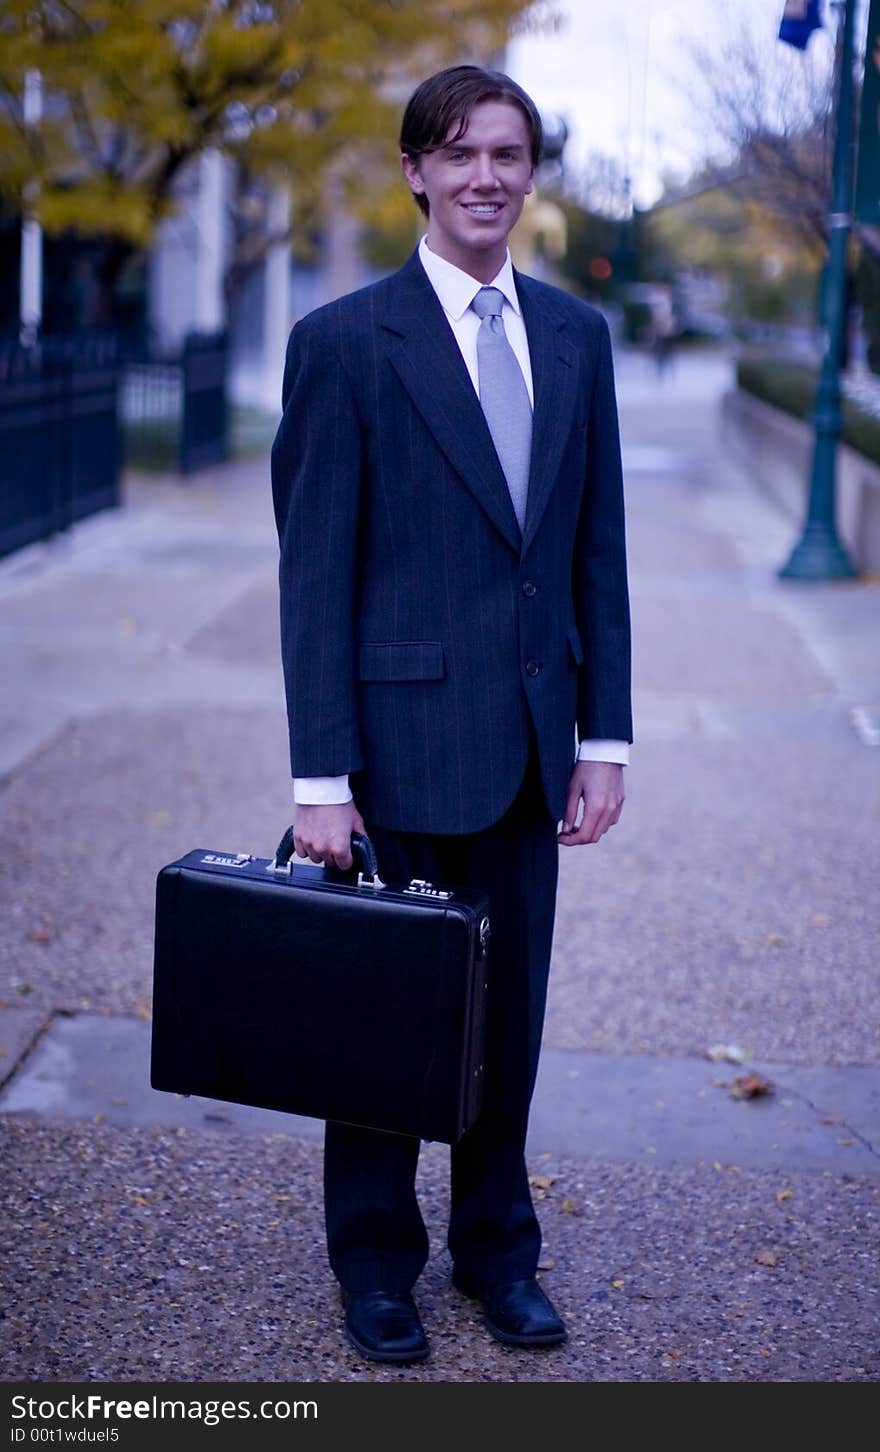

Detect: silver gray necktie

[471,286,532,531]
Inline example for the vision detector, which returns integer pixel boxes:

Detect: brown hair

[400,65,543,216]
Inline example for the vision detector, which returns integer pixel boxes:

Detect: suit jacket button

[525,659,540,677]
[522,581,537,597]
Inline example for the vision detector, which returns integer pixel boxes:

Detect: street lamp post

[780,0,857,580]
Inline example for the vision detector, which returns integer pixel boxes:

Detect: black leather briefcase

[150,830,491,1144]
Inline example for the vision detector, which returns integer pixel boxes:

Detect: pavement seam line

[0,716,76,793]
[175,567,278,656]
[766,1075,880,1164]
[0,1006,65,1094]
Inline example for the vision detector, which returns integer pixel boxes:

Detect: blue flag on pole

[779,0,823,49]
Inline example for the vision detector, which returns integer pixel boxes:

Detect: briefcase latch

[357,867,386,890]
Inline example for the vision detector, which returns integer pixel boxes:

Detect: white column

[263,185,291,406]
[19,69,43,341]
[194,148,225,333]
[322,205,363,301]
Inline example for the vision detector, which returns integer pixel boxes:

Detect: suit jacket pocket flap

[357,641,445,682]
[567,625,585,666]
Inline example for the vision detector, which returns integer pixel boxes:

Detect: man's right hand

[293,800,366,870]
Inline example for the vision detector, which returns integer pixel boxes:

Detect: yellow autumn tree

[0,0,553,314]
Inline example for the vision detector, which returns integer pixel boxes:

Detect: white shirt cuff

[293,775,353,805]
[576,739,630,765]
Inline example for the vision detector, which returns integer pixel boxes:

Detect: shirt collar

[418,235,521,321]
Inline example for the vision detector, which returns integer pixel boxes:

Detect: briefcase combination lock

[151,827,492,1143]
[404,877,451,900]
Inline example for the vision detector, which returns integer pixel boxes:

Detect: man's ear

[401,152,425,198]
[525,169,535,196]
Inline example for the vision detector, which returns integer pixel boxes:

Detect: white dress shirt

[293,237,629,805]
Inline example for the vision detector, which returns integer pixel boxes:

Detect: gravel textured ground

[2,1118,877,1383]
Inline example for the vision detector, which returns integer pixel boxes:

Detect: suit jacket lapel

[516,271,581,555]
[381,252,522,554]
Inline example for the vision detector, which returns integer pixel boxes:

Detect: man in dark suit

[270,65,631,1365]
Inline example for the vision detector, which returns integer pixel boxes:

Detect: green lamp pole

[780,0,857,580]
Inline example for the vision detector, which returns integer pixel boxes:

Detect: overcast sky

[506,0,848,205]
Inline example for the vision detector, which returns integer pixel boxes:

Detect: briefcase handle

[269,827,385,889]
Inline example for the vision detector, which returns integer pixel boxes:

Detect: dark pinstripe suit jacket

[270,248,632,835]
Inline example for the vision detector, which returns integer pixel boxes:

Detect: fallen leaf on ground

[561,1197,578,1214]
[611,1279,624,1289]
[755,1248,779,1266]
[528,1175,555,1190]
[537,1257,556,1271]
[27,928,53,944]
[730,1073,774,1100]
[664,1348,683,1359]
[776,1189,793,1202]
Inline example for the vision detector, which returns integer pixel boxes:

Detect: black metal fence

[122,331,228,475]
[0,334,121,560]
[0,329,229,560]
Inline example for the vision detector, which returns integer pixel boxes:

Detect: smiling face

[401,99,534,282]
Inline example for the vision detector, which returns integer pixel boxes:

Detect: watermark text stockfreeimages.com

[10,1394,317,1435]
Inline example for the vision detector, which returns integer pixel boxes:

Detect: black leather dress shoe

[341,1289,429,1363]
[453,1274,567,1347]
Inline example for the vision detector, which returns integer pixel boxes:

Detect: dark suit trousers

[323,736,560,1293]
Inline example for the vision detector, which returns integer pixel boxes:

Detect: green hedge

[736,356,880,469]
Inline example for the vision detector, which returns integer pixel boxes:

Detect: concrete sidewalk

[1,345,877,1382]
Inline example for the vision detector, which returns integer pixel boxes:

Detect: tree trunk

[92,236,139,331]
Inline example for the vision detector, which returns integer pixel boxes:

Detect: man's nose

[472,153,499,189]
